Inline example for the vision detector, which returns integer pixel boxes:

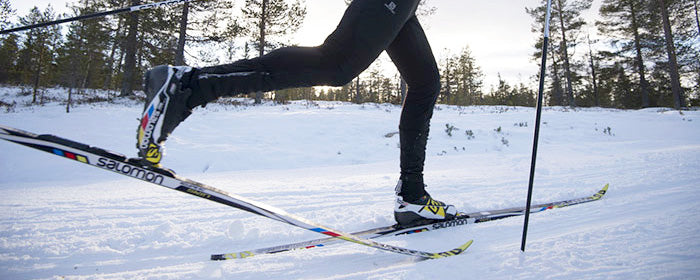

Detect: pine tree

[485,75,534,107]
[582,34,601,107]
[118,0,191,95]
[0,0,13,30]
[0,34,18,83]
[174,0,189,66]
[597,0,653,108]
[657,0,685,109]
[0,0,17,83]
[595,61,617,108]
[667,0,699,107]
[438,47,483,106]
[102,4,125,91]
[489,74,513,106]
[454,47,484,105]
[612,62,637,108]
[241,0,306,103]
[439,50,456,104]
[528,0,592,107]
[636,0,699,108]
[173,0,240,66]
[548,42,566,106]
[58,0,111,89]
[16,6,62,103]
[120,0,140,97]
[554,0,592,107]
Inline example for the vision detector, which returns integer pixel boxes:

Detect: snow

[1,86,700,279]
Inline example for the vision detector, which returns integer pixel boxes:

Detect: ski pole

[0,0,196,35]
[521,0,552,252]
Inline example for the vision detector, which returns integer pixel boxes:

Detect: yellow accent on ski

[221,251,255,260]
[76,155,88,163]
[428,240,474,259]
[592,184,609,200]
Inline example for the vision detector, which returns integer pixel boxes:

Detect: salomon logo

[97,157,164,184]
[139,93,167,149]
[432,218,469,230]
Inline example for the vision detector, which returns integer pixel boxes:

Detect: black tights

[188,0,439,201]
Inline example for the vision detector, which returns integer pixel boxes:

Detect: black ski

[211,184,608,260]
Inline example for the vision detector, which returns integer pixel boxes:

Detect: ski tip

[0,125,21,137]
[592,184,609,200]
[428,240,474,259]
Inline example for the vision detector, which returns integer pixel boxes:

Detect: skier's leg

[386,16,456,226]
[186,0,422,107]
[386,16,441,202]
[137,0,422,164]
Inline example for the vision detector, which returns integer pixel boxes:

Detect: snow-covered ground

[1,87,699,279]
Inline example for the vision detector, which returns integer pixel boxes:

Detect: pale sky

[8,0,602,89]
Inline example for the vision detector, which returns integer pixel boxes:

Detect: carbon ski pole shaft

[522,0,554,252]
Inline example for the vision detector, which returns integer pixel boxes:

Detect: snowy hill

[1,87,699,279]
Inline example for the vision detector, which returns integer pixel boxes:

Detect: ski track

[0,89,699,279]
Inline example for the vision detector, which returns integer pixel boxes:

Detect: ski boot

[394,180,457,227]
[137,65,195,166]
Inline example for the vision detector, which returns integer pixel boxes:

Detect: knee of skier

[324,63,358,87]
[404,71,441,103]
[319,49,365,87]
[426,72,441,101]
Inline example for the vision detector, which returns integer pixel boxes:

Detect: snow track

[1,91,699,279]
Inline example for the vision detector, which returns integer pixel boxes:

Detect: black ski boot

[137,65,195,166]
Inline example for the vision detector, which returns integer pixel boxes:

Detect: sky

[7,0,602,90]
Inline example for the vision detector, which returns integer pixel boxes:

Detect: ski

[0,125,472,260]
[211,184,608,260]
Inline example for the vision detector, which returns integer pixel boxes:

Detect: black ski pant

[187,0,439,201]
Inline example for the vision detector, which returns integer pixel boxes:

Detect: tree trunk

[120,0,140,97]
[104,17,123,90]
[556,0,576,107]
[587,35,600,107]
[67,87,72,113]
[81,50,94,90]
[629,0,650,108]
[116,45,125,82]
[175,1,189,66]
[32,49,43,104]
[255,0,268,104]
[658,0,685,109]
[549,47,564,106]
